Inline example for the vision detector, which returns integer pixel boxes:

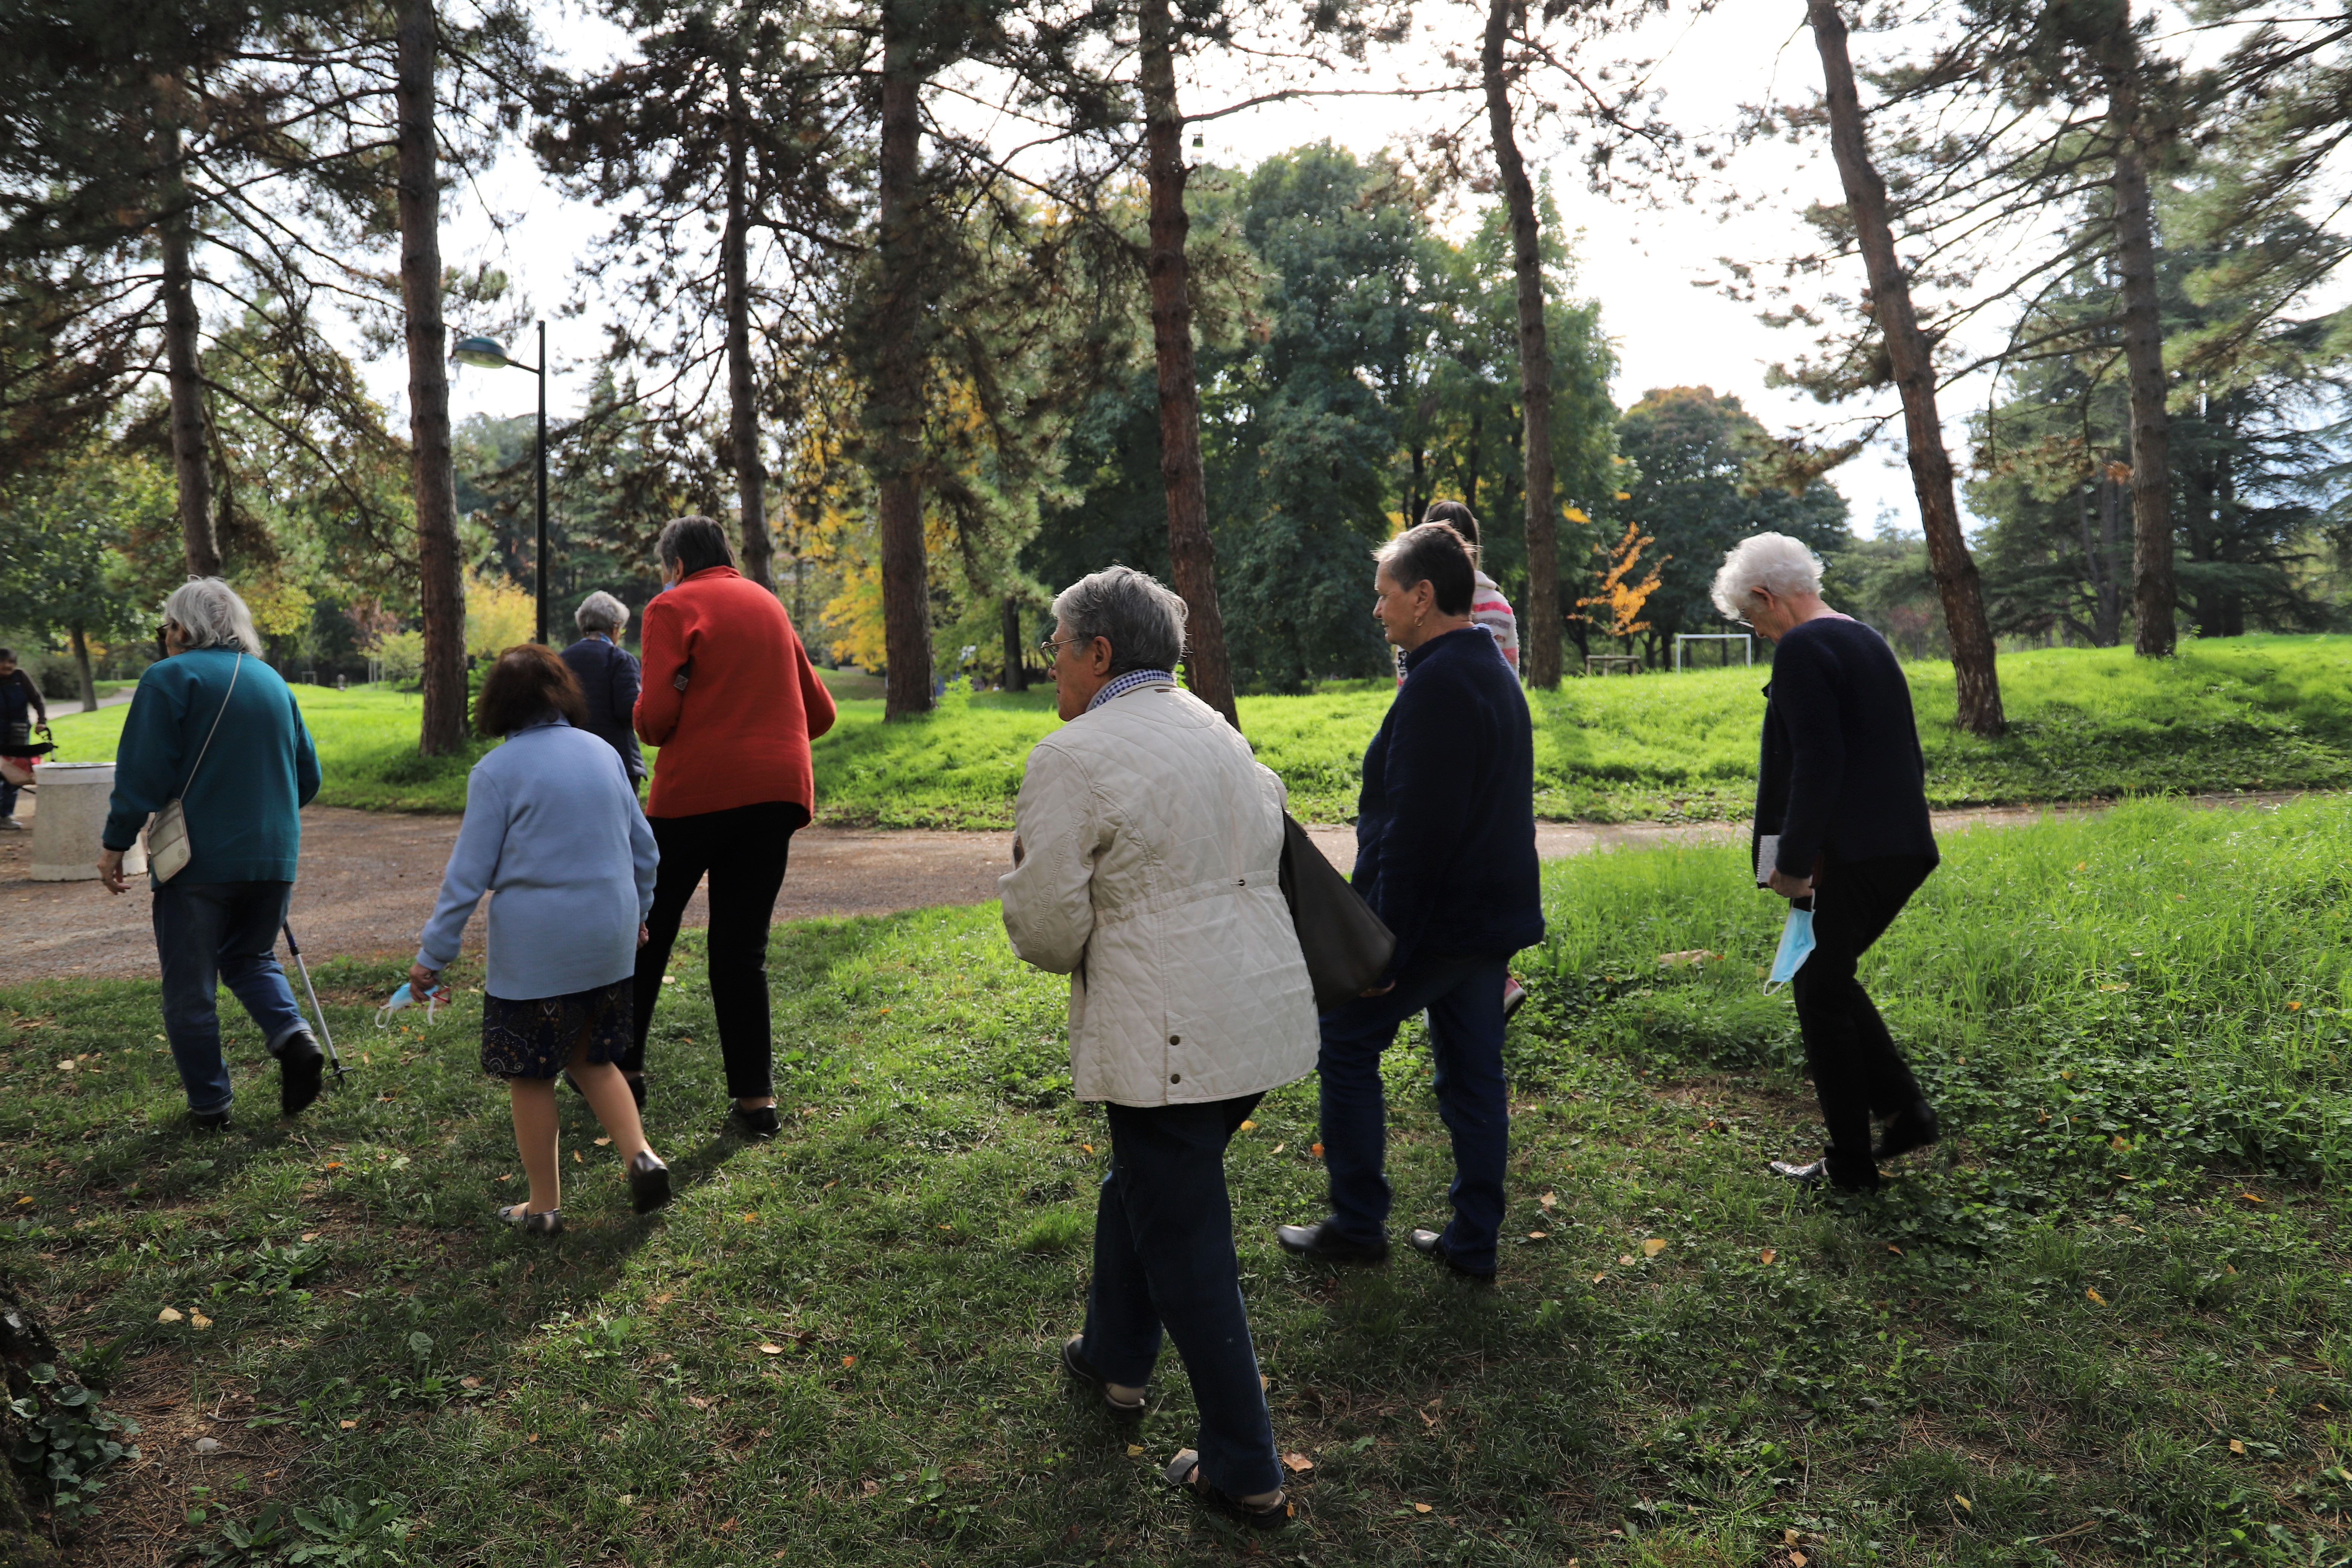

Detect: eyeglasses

[1037,633,1083,658]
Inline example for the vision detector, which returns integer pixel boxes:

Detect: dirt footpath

[0,793,2305,985]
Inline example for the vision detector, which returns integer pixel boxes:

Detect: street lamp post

[450,322,550,643]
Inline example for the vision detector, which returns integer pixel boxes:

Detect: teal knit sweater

[102,649,321,885]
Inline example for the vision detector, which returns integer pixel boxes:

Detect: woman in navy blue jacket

[559,591,646,783]
[1276,524,1544,1281]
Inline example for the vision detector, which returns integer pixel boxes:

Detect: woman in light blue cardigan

[411,646,666,1236]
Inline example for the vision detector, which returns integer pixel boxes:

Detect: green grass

[44,634,2352,823]
[8,798,2352,1563]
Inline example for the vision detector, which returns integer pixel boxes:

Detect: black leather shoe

[278,1032,325,1116]
[1060,1335,1145,1418]
[1769,1157,1880,1193]
[626,1150,672,1214]
[1407,1228,1496,1282]
[1274,1219,1389,1265]
[730,1104,781,1140]
[190,1108,232,1134]
[1873,1100,1941,1163]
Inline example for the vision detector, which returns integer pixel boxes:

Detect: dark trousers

[152,880,308,1113]
[1081,1094,1280,1499]
[0,775,17,819]
[1315,951,1511,1273]
[1793,852,1935,1184]
[628,800,808,1099]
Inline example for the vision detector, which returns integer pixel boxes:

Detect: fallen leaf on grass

[157,1307,183,1323]
[1271,1143,1285,1155]
[1954,1494,1971,1511]
[1592,1272,1607,1284]
[652,1292,675,1306]
[1527,1231,1548,1241]
[1617,1255,1635,1266]
[571,1150,583,1165]
[758,1344,784,1355]
[338,1420,357,1430]
[1081,1144,1094,1155]
[526,1433,538,1443]
[861,1480,879,1494]
[1790,1553,1808,1567]
[2086,1287,2106,1305]
[1126,1444,1145,1457]
[1310,1142,1324,1158]
[188,1311,213,1330]
[2240,1192,2265,1204]
[1760,1249,1777,1265]
[594,1136,612,1147]
[841,1355,856,1368]
[1239,1119,1257,1131]
[1539,1191,1557,1210]
[1642,1239,1667,1257]
[2230,1439,2246,1455]
[299,1232,317,1242]
[686,1396,716,1410]
[1282,1453,1314,1473]
[459,1377,481,1389]
[1413,1502,1433,1514]
[1886,1243,1904,1256]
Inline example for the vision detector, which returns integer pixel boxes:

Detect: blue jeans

[1081,1095,1280,1499]
[153,881,308,1114]
[1316,952,1512,1273]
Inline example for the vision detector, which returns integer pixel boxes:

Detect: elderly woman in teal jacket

[410,645,667,1236]
[100,579,324,1131]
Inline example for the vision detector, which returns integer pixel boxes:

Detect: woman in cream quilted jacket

[1000,566,1317,1531]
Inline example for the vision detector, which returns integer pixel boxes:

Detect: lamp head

[450,335,514,369]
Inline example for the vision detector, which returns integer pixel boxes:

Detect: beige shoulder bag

[147,654,242,885]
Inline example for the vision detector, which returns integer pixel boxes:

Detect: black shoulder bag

[1276,813,1396,1011]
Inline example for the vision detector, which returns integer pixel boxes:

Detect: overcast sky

[429,0,1957,536]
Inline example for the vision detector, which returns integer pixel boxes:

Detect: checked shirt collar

[1087,668,1177,712]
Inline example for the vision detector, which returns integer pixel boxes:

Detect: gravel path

[0,792,2306,985]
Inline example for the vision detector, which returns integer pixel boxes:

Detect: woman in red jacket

[630,515,838,1136]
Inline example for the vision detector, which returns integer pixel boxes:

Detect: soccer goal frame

[1672,633,1755,672]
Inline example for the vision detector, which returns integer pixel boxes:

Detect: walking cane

[281,922,347,1081]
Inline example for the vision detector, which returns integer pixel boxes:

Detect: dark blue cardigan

[1352,625,1545,975]
[1752,616,1938,878]
[560,635,647,781]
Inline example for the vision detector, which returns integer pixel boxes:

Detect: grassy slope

[6,798,2352,1564]
[42,635,2352,823]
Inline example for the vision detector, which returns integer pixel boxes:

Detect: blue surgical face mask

[1766,906,1816,992]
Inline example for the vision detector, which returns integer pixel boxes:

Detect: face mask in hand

[1765,906,1815,993]
[377,981,449,1027]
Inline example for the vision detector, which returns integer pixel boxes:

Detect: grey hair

[162,577,265,655]
[1710,533,1825,622]
[575,591,630,635]
[1050,566,1187,676]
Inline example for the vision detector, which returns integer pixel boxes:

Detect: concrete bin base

[29,763,146,882]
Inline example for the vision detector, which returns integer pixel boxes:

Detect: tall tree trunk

[725,63,775,592]
[1001,595,1027,692]
[1483,0,1562,689]
[873,0,933,720]
[1138,0,1239,728]
[69,625,95,712]
[1806,0,2006,735]
[2104,19,2176,657]
[154,106,218,580]
[397,0,467,756]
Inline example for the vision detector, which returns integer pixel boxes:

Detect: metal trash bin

[29,763,146,882]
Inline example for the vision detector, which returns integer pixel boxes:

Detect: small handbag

[1276,812,1397,1011]
[147,654,241,885]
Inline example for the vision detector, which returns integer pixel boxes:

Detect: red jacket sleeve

[796,639,837,742]
[634,596,689,747]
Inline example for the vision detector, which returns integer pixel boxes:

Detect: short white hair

[575,591,629,635]
[162,578,265,655]
[1710,533,1825,622]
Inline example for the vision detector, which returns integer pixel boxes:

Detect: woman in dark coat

[559,591,646,783]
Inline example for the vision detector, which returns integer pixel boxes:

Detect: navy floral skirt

[481,977,634,1081]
